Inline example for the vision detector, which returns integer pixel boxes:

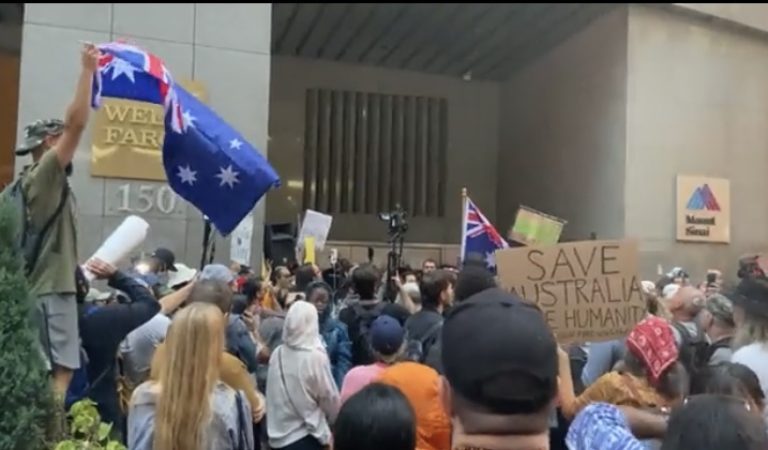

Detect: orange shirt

[260,289,282,312]
[378,362,451,450]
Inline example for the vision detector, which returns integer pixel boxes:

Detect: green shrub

[53,400,125,450]
[0,199,55,450]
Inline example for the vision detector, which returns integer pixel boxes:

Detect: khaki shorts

[34,293,80,371]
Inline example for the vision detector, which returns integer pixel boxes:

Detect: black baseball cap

[151,247,177,272]
[441,288,558,415]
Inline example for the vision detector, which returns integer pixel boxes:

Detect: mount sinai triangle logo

[686,184,721,211]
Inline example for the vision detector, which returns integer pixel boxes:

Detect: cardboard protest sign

[495,239,646,344]
[298,209,333,251]
[230,213,254,266]
[508,205,566,246]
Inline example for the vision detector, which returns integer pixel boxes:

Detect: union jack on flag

[461,197,509,270]
[91,41,184,132]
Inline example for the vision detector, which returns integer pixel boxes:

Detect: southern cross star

[182,110,197,128]
[177,165,197,185]
[109,58,137,83]
[229,138,243,150]
[485,251,497,269]
[216,165,240,188]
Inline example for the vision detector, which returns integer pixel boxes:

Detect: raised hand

[85,258,117,280]
[81,42,100,73]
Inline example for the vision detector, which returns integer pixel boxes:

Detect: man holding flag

[10,43,100,397]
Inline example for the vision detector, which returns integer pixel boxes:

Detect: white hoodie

[266,301,340,448]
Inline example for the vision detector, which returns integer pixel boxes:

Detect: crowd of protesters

[32,247,768,450]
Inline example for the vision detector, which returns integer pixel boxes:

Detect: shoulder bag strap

[26,182,69,276]
[421,320,443,344]
[83,359,114,398]
[234,390,248,450]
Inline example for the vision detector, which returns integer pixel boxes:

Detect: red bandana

[626,316,678,385]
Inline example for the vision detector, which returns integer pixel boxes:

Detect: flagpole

[460,187,468,266]
[209,228,217,265]
[200,219,211,270]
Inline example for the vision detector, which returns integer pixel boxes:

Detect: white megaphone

[83,215,150,281]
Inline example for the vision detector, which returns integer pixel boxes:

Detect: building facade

[9,4,768,275]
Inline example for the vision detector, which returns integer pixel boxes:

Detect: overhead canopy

[272,3,616,81]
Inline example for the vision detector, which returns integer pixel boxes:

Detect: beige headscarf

[282,300,325,352]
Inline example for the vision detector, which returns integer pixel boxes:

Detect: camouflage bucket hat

[706,293,734,325]
[15,119,65,155]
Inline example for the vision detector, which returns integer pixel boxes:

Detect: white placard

[230,212,254,266]
[297,209,333,251]
[84,215,149,280]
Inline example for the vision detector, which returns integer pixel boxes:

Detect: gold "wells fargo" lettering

[104,104,164,125]
[104,127,162,148]
[102,104,165,149]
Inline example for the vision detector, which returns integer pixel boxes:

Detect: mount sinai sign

[676,175,730,243]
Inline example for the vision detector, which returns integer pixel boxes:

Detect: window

[303,88,447,217]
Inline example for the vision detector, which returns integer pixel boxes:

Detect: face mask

[403,281,419,293]
[403,281,418,289]
[157,271,169,285]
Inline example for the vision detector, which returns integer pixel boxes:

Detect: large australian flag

[91,41,280,235]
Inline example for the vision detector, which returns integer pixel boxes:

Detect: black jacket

[79,271,160,434]
[405,307,443,366]
[424,334,444,374]
[404,308,443,342]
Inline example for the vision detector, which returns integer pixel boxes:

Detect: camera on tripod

[378,205,408,239]
[378,205,408,302]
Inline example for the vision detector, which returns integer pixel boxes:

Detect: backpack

[672,321,710,376]
[703,336,733,364]
[405,320,443,363]
[349,303,386,366]
[0,176,69,275]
